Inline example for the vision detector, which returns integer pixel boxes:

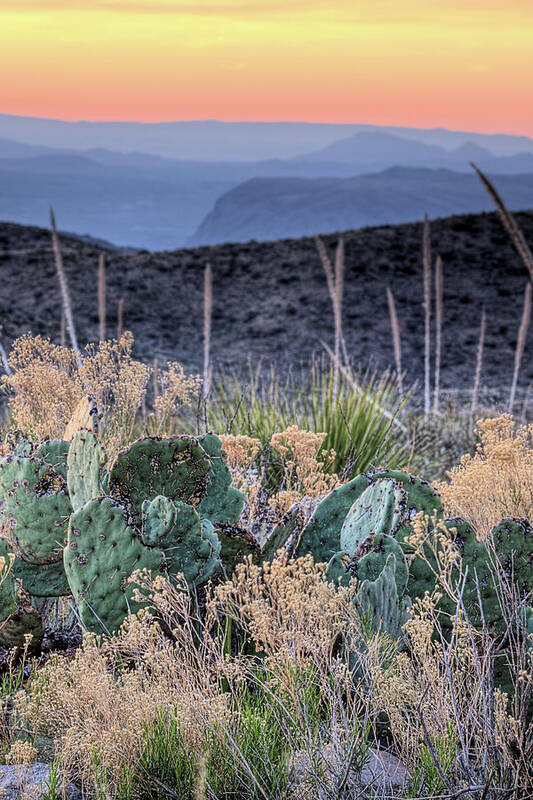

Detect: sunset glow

[1,1,532,134]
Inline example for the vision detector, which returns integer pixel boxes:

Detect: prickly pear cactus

[155,500,221,587]
[196,434,245,524]
[340,479,407,559]
[294,474,369,563]
[67,430,103,512]
[12,558,70,598]
[0,456,71,564]
[215,523,260,577]
[0,602,44,651]
[35,440,70,479]
[109,436,211,523]
[262,504,307,562]
[65,496,164,635]
[353,533,409,596]
[356,553,411,640]
[366,469,443,520]
[141,495,177,546]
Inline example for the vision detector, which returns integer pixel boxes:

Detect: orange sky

[1,1,532,134]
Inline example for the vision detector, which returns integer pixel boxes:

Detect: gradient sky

[1,1,532,134]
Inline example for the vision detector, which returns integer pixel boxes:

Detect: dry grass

[435,414,533,539]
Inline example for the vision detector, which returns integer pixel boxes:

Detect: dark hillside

[0,211,531,392]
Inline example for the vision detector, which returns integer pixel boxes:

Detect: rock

[0,763,81,800]
[290,744,408,797]
[360,748,408,790]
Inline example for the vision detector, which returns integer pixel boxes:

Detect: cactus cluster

[0,431,247,639]
[273,467,532,641]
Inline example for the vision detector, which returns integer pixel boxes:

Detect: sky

[1,1,532,134]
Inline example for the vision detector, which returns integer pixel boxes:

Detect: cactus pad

[215,523,260,577]
[196,434,245,524]
[156,500,221,587]
[65,496,164,635]
[340,479,407,558]
[356,553,410,640]
[64,395,99,441]
[262,504,307,562]
[12,558,70,598]
[353,533,409,596]
[0,456,71,564]
[141,495,177,546]
[295,474,369,563]
[35,440,70,479]
[366,469,443,519]
[109,436,210,522]
[67,430,103,512]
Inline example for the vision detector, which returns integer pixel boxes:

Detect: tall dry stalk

[117,297,124,340]
[60,309,65,347]
[433,254,443,413]
[153,358,159,404]
[522,382,532,423]
[470,308,486,435]
[509,281,531,412]
[472,163,533,282]
[386,287,403,393]
[315,235,346,402]
[50,209,82,369]
[423,215,431,416]
[98,254,106,341]
[203,264,212,401]
[0,327,11,376]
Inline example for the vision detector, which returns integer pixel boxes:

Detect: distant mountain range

[189,168,533,246]
[1,115,533,248]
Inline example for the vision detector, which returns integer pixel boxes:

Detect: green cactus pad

[353,533,409,596]
[356,553,410,640]
[326,551,352,587]
[196,434,245,524]
[65,496,164,635]
[215,523,260,577]
[35,440,70,479]
[295,474,369,563]
[109,436,210,523]
[340,480,407,559]
[454,517,533,630]
[141,495,178,546]
[156,500,221,587]
[0,456,71,564]
[0,603,44,650]
[366,469,443,519]
[12,558,70,598]
[67,430,103,512]
[262,504,306,562]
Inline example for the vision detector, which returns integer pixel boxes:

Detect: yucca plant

[208,361,420,476]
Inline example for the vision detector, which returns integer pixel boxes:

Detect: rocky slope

[0,211,531,393]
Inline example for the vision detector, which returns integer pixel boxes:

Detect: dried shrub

[435,414,533,539]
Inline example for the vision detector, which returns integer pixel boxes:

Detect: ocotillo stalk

[470,308,486,436]
[423,215,431,416]
[50,209,82,368]
[98,254,106,341]
[386,287,403,393]
[433,255,443,413]
[203,264,212,401]
[117,297,124,340]
[509,281,531,413]
[60,309,66,347]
